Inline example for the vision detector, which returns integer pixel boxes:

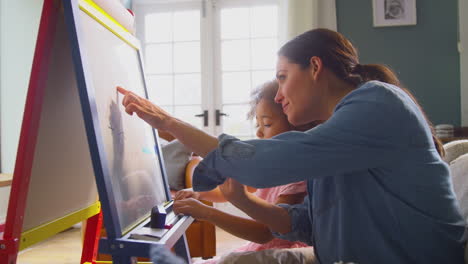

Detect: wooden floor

[17,227,83,264]
[17,225,244,264]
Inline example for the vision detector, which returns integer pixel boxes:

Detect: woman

[118,28,465,263]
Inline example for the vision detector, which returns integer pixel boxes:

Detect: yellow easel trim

[82,0,129,33]
[78,0,140,50]
[19,201,101,250]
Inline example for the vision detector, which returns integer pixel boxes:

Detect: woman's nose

[274,89,283,104]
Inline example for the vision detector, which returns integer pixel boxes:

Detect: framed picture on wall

[373,0,417,27]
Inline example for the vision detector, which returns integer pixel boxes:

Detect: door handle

[215,109,228,126]
[195,110,208,127]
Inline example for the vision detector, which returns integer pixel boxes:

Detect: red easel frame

[0,0,59,263]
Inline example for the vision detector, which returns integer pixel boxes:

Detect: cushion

[449,153,468,223]
[443,140,468,164]
[160,139,192,190]
[217,248,317,264]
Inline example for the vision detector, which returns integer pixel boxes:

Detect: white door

[213,0,279,138]
[134,0,280,138]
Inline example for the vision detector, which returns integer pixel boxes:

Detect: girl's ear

[309,56,323,81]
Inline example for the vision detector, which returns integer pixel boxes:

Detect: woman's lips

[282,103,289,113]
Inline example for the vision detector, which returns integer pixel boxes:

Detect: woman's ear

[309,56,323,81]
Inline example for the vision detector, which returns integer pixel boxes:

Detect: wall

[336,0,460,126]
[0,0,43,173]
[460,0,468,125]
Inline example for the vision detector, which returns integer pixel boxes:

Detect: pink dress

[233,181,310,252]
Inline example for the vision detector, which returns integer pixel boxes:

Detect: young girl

[172,80,315,262]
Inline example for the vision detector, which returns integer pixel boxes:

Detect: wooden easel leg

[0,237,19,264]
[0,0,60,263]
[174,234,192,264]
[80,211,103,264]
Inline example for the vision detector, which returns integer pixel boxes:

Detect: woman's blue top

[192,81,466,264]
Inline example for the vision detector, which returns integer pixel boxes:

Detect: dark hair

[278,28,444,156]
[247,80,282,120]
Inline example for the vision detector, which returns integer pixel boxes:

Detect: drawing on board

[76,4,169,234]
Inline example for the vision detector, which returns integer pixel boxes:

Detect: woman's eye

[277,75,286,81]
[264,124,271,128]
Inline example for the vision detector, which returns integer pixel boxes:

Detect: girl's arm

[229,193,293,234]
[173,198,274,244]
[198,186,257,202]
[174,187,226,203]
[175,186,258,203]
[220,179,305,234]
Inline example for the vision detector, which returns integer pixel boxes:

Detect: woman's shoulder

[350,81,405,100]
[338,80,414,112]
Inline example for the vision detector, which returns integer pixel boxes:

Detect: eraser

[150,205,167,229]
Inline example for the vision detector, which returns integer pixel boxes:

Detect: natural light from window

[144,9,202,128]
[137,1,279,138]
[220,5,278,139]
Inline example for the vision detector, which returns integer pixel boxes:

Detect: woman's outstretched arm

[117,86,218,157]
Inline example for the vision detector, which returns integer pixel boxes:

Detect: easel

[0,0,192,263]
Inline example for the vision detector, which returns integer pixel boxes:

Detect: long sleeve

[193,81,439,191]
[271,196,313,245]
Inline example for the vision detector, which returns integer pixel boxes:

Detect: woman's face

[255,99,292,139]
[274,56,326,126]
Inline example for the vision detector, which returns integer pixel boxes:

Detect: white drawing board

[72,1,169,235]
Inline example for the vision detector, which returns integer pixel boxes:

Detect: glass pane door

[215,2,279,139]
[136,3,205,131]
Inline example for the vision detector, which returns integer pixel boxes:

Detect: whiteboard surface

[78,8,167,233]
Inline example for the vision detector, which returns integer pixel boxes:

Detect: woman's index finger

[116,86,128,95]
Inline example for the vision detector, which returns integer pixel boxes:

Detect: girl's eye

[264,124,271,128]
[277,75,286,81]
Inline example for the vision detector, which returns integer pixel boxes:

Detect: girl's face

[274,56,327,126]
[255,99,293,139]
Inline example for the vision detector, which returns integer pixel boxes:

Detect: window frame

[133,0,280,137]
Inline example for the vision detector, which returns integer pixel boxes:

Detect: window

[134,0,279,138]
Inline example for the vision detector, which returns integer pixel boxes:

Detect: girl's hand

[117,86,173,130]
[219,178,249,202]
[174,189,200,200]
[173,198,212,220]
